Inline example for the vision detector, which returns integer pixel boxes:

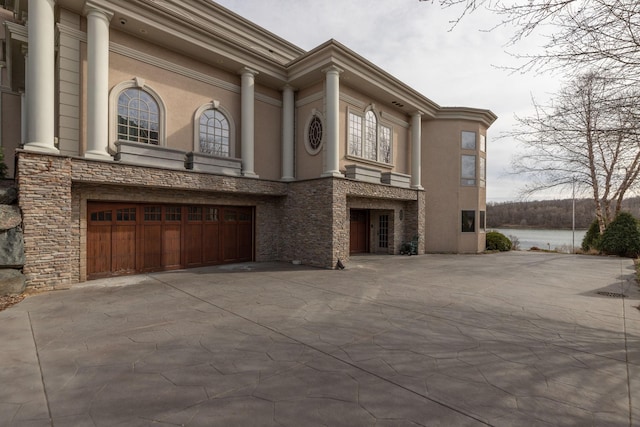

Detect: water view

[493,228,587,252]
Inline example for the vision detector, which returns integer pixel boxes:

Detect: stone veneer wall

[17,151,425,287]
[334,179,424,263]
[282,179,336,268]
[17,152,73,288]
[18,151,289,287]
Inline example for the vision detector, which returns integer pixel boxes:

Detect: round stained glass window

[308,116,323,151]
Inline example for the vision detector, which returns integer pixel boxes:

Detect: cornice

[434,107,498,128]
[57,23,282,107]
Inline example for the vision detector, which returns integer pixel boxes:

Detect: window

[304,112,324,155]
[479,211,486,231]
[480,157,486,187]
[90,210,112,222]
[188,206,203,221]
[462,131,476,150]
[348,113,363,157]
[348,108,393,164]
[110,78,166,150]
[480,134,486,152]
[199,109,230,157]
[165,207,182,221]
[379,214,389,249]
[117,88,160,145]
[194,101,236,157]
[116,208,136,221]
[462,210,475,232]
[144,207,162,221]
[461,155,476,186]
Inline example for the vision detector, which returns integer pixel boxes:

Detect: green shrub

[581,219,602,252]
[486,231,512,251]
[599,212,640,258]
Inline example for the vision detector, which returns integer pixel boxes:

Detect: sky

[215,0,567,203]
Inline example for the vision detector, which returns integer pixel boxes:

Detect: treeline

[487,197,640,229]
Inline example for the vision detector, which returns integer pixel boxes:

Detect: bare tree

[509,72,640,232]
[425,1,640,80]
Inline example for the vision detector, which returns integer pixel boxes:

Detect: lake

[493,228,587,252]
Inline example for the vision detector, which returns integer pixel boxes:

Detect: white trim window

[348,107,393,164]
[110,77,166,150]
[194,101,236,157]
[117,88,159,145]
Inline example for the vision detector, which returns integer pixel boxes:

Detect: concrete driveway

[2,252,639,426]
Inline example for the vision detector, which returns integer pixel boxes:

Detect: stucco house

[0,0,496,288]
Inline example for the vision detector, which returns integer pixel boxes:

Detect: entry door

[378,214,389,250]
[350,210,369,254]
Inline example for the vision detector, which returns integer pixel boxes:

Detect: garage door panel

[142,224,162,271]
[238,222,253,261]
[87,225,112,276]
[112,225,136,273]
[185,223,203,266]
[203,223,220,264]
[162,224,182,269]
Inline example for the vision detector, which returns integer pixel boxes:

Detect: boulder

[0,227,25,267]
[0,186,17,205]
[0,205,21,230]
[0,269,25,296]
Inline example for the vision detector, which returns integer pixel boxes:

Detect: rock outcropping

[0,185,25,296]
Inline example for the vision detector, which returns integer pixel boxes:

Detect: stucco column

[281,85,295,181]
[240,67,259,178]
[85,6,113,159]
[411,111,423,189]
[322,65,343,177]
[25,0,58,153]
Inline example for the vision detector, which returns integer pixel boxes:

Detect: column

[240,67,258,178]
[85,6,113,159]
[281,85,295,181]
[322,65,343,177]
[25,0,58,153]
[411,111,423,189]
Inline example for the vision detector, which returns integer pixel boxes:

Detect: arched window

[347,106,393,164]
[199,109,230,157]
[364,110,377,161]
[193,101,236,157]
[117,88,160,145]
[109,78,166,151]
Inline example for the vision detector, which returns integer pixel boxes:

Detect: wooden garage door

[87,203,254,279]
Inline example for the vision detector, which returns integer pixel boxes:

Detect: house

[0,0,496,288]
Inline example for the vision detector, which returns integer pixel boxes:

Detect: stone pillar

[322,65,343,177]
[281,85,295,181]
[240,67,258,178]
[25,0,58,153]
[411,111,423,189]
[85,6,113,159]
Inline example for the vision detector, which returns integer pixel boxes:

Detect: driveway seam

[275,274,637,366]
[28,311,53,427]
[151,276,494,426]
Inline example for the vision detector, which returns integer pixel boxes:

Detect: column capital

[411,110,423,119]
[83,2,114,21]
[280,83,297,92]
[238,66,259,77]
[321,65,344,75]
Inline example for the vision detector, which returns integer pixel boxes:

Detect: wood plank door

[350,210,369,254]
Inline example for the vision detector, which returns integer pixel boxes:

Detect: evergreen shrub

[599,212,640,258]
[581,219,601,252]
[486,231,512,252]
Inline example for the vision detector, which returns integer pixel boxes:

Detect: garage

[87,202,253,279]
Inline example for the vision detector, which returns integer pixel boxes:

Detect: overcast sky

[215,0,567,202]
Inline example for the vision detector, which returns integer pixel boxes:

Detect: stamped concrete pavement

[1,251,639,426]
